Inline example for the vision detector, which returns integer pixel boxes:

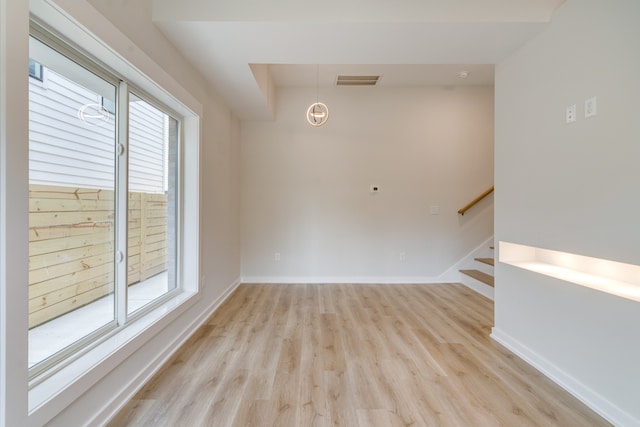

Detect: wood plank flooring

[108,284,609,427]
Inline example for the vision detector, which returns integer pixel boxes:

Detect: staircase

[460,245,494,300]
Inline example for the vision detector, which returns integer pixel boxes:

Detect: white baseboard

[91,278,241,426]
[241,237,495,286]
[240,276,452,284]
[491,327,639,427]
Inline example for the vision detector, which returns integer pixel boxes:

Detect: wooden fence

[28,184,168,328]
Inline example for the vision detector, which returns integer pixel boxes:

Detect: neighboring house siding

[29,68,116,189]
[129,98,168,194]
[28,66,168,193]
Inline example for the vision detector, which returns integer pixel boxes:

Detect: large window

[28,30,181,376]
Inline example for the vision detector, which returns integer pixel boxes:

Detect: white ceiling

[151,0,565,120]
[269,64,495,87]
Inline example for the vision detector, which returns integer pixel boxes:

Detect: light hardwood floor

[108,284,610,426]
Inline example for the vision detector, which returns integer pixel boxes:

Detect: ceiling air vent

[336,75,380,86]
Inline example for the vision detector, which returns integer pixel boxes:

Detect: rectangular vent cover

[336,75,380,86]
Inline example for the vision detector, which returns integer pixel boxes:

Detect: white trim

[116,81,129,324]
[241,276,454,284]
[92,278,240,427]
[491,327,640,427]
[1,0,30,425]
[437,235,494,282]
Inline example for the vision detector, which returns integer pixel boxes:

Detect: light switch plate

[585,97,597,118]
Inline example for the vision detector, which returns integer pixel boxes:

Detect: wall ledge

[499,241,640,303]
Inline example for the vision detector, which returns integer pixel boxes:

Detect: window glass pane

[127,93,178,314]
[28,36,117,368]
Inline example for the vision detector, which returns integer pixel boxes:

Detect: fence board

[30,232,113,256]
[145,225,167,237]
[144,217,167,228]
[29,271,113,313]
[29,262,114,299]
[143,241,166,253]
[29,184,114,200]
[29,241,114,271]
[29,252,113,285]
[145,210,167,219]
[30,198,115,212]
[30,210,115,227]
[128,272,140,284]
[142,263,167,279]
[29,184,168,327]
[30,222,112,242]
[145,233,166,244]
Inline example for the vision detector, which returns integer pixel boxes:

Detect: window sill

[29,289,199,416]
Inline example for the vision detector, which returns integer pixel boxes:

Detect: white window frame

[28,24,186,380]
[23,2,202,422]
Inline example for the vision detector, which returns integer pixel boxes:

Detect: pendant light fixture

[306,64,329,127]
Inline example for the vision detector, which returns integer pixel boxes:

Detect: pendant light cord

[316,64,319,104]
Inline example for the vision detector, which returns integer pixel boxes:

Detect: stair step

[475,257,494,266]
[460,269,494,287]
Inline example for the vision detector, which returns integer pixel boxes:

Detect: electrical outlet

[370,185,380,194]
[430,206,440,215]
[566,104,577,123]
[274,252,280,261]
[399,252,406,262]
[585,97,597,118]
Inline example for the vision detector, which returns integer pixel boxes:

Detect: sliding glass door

[28,30,182,376]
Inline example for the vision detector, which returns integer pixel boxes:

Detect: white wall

[0,0,240,425]
[0,0,30,425]
[493,0,640,425]
[241,85,494,283]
